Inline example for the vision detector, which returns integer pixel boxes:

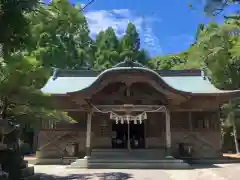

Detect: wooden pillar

[85,111,92,158]
[188,112,192,132]
[127,122,131,151]
[32,128,39,152]
[165,108,172,157]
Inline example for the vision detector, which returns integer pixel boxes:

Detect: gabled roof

[41,61,240,96]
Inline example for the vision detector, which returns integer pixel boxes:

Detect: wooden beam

[60,106,219,112]
[171,108,219,112]
[93,105,166,112]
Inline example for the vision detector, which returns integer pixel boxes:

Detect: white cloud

[85,9,140,37]
[80,3,86,8]
[84,9,162,55]
[142,26,163,55]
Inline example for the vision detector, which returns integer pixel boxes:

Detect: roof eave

[192,90,240,96]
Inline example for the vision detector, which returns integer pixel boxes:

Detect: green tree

[0,0,62,140]
[120,23,140,60]
[222,101,240,154]
[0,54,52,124]
[185,19,240,153]
[28,0,93,69]
[136,49,150,65]
[195,24,205,42]
[204,0,240,16]
[149,55,186,70]
[120,23,140,52]
[119,23,149,65]
[94,27,120,70]
[0,0,39,58]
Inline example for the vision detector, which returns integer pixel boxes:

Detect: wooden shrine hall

[38,60,240,168]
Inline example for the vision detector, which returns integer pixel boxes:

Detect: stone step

[21,167,35,178]
[89,155,165,160]
[74,158,184,163]
[91,149,166,159]
[92,149,165,154]
[92,149,165,153]
[69,158,190,169]
[21,174,40,180]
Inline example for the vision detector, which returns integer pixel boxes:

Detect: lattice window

[192,112,219,130]
[192,112,205,129]
[99,125,109,137]
[209,112,219,130]
[100,126,104,136]
[203,119,209,128]
[171,112,189,130]
[123,88,133,97]
[41,119,57,129]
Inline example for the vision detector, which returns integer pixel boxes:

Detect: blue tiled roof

[41,66,239,95]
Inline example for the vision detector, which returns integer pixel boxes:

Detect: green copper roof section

[41,66,237,95]
[163,76,222,93]
[41,60,240,95]
[42,76,96,94]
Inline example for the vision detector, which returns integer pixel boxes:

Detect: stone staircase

[69,149,190,169]
[91,149,166,159]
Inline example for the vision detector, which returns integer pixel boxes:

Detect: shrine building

[37,61,240,168]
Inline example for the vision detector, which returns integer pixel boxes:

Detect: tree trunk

[220,118,225,150]
[0,97,8,145]
[232,115,240,154]
[1,97,8,120]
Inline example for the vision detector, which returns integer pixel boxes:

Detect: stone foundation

[37,111,221,159]
[37,130,86,158]
[37,130,221,159]
[171,131,221,158]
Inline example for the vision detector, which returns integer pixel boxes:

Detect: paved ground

[32,164,240,180]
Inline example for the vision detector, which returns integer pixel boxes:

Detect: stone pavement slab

[32,164,240,180]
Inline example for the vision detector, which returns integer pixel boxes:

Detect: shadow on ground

[37,172,133,180]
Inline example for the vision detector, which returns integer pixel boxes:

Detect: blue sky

[69,0,239,56]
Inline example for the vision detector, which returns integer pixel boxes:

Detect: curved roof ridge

[41,67,240,95]
[66,66,190,95]
[113,60,146,68]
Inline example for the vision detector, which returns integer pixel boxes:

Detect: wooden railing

[182,132,219,152]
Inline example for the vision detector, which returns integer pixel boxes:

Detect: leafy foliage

[189,0,239,16]
[0,0,39,57]
[28,0,93,69]
[149,55,186,70]
[0,0,240,151]
[0,0,151,129]
[183,16,240,152]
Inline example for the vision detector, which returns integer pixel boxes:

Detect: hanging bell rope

[110,112,147,124]
[90,103,166,114]
[90,103,167,124]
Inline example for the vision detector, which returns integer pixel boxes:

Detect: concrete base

[68,158,190,169]
[189,158,240,164]
[30,157,77,165]
[67,148,190,169]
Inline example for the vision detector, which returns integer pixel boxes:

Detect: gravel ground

[32,164,240,180]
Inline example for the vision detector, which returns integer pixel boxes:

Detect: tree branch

[80,0,95,12]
